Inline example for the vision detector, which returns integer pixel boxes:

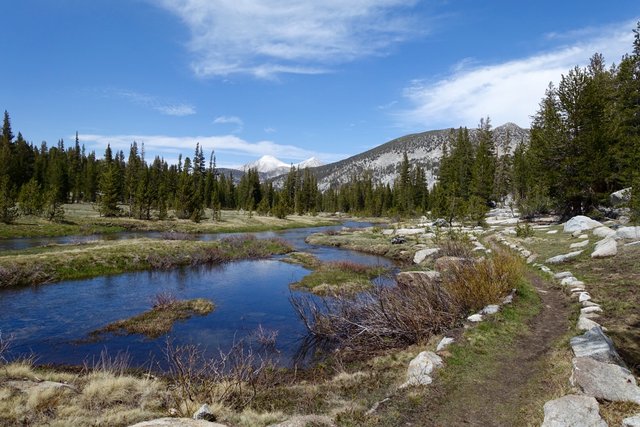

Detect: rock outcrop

[541,395,606,427]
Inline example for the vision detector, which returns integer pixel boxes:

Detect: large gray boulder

[541,395,606,427]
[570,326,624,365]
[611,187,632,206]
[193,404,216,422]
[591,237,617,258]
[623,415,640,427]
[616,226,640,240]
[592,226,616,238]
[128,419,228,427]
[571,357,640,404]
[563,216,603,233]
[401,351,443,387]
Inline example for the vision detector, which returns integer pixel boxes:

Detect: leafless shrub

[326,261,370,275]
[164,338,275,415]
[152,292,178,309]
[252,324,278,348]
[146,254,179,270]
[438,239,473,258]
[323,229,339,236]
[292,274,461,357]
[0,330,14,364]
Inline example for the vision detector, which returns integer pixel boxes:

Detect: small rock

[467,314,483,322]
[582,301,600,308]
[570,240,590,249]
[577,315,600,331]
[554,271,574,279]
[402,351,443,387]
[578,292,591,303]
[622,415,640,427]
[546,251,583,264]
[540,265,552,274]
[547,229,559,234]
[560,276,578,286]
[395,228,425,236]
[611,187,632,206]
[436,337,455,352]
[541,395,606,427]
[193,404,216,422]
[578,234,588,239]
[581,306,603,315]
[571,357,640,404]
[432,218,449,227]
[615,226,640,240]
[481,305,500,315]
[570,326,624,365]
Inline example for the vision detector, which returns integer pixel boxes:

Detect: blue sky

[2,0,638,168]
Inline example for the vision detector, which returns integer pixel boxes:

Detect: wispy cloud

[104,88,196,116]
[157,0,422,78]
[396,20,636,130]
[213,115,244,133]
[78,132,345,167]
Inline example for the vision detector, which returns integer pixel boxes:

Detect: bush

[515,222,534,238]
[442,249,523,312]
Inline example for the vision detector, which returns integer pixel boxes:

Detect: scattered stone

[582,301,600,308]
[577,315,600,331]
[581,306,603,315]
[593,226,616,238]
[413,248,440,264]
[610,187,632,206]
[432,218,449,227]
[402,351,443,387]
[547,229,559,234]
[578,234,588,239]
[591,237,617,258]
[268,415,336,427]
[395,228,425,236]
[128,419,228,427]
[467,314,483,322]
[546,251,583,264]
[578,292,592,303]
[564,216,603,233]
[436,337,455,352]
[502,289,517,304]
[396,271,441,287]
[571,357,640,404]
[570,240,590,249]
[622,415,640,427]
[616,226,640,240]
[626,241,640,247]
[481,305,500,315]
[570,326,624,365]
[193,404,216,422]
[540,266,552,274]
[554,271,574,279]
[560,276,578,286]
[541,395,606,427]
[390,236,407,244]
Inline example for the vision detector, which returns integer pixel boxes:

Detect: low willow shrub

[293,248,524,356]
[442,249,524,312]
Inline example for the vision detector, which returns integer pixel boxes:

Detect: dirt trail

[384,271,571,426]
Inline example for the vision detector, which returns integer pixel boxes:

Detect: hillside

[273,122,529,190]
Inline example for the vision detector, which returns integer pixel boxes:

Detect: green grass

[0,236,292,287]
[0,203,339,239]
[91,298,214,338]
[291,258,389,295]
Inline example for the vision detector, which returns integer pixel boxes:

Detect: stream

[0,222,396,368]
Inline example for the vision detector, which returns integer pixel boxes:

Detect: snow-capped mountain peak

[296,157,323,168]
[244,155,289,173]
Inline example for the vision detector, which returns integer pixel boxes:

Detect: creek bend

[0,222,396,368]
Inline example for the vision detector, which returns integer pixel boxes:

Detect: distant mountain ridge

[239,155,325,180]
[271,122,529,190]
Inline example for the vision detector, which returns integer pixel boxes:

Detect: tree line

[1,23,639,224]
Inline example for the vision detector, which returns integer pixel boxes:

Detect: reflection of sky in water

[0,222,395,368]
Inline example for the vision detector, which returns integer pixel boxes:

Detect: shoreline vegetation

[90,296,215,339]
[0,204,340,240]
[0,235,293,288]
[285,252,390,295]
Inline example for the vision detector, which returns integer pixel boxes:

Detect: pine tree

[98,145,120,217]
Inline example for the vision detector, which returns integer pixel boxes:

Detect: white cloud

[213,115,244,133]
[78,132,345,166]
[106,88,196,116]
[397,20,636,130]
[157,0,421,78]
